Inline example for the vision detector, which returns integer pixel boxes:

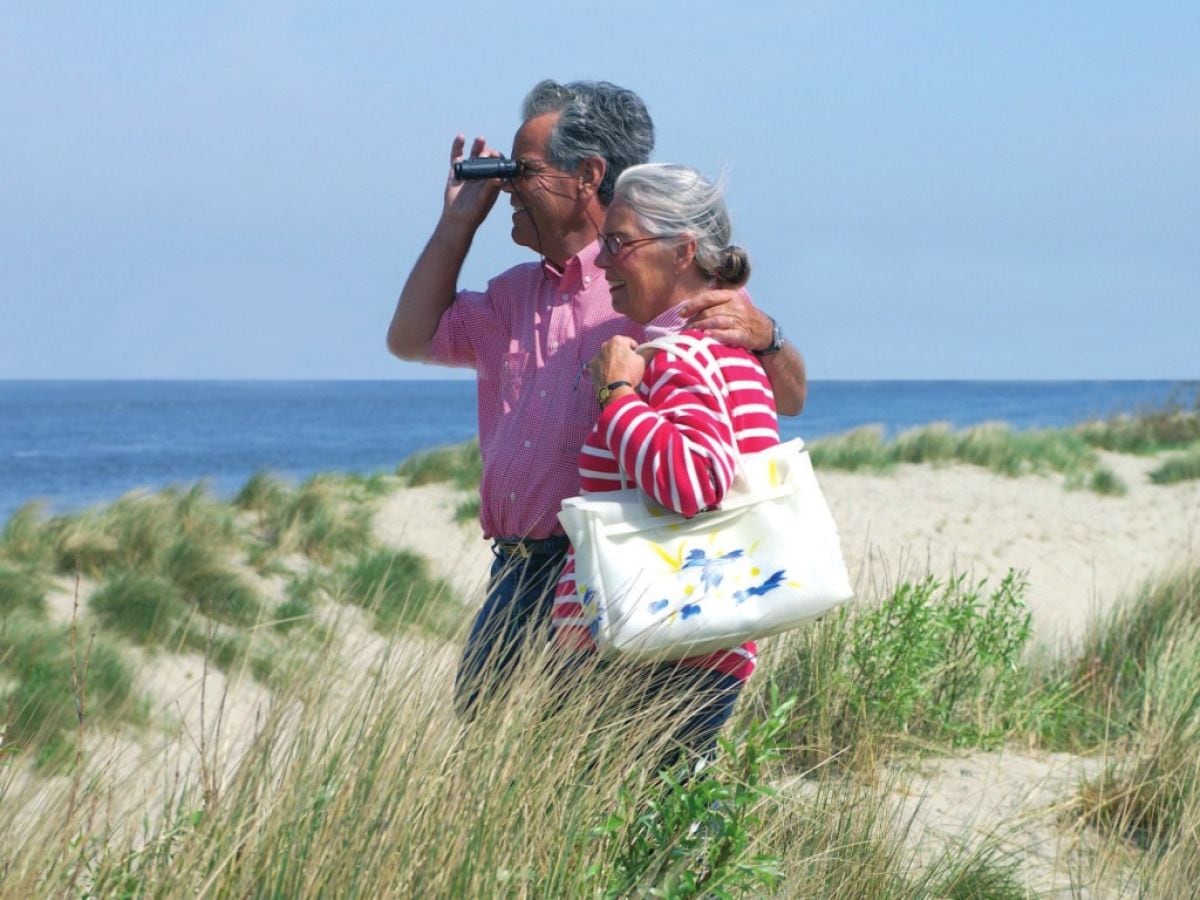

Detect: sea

[1,379,1195,524]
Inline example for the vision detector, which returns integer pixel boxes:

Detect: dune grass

[0,609,141,768]
[337,548,458,636]
[807,422,1130,495]
[1074,391,1200,454]
[396,438,483,490]
[2,561,1197,895]
[1149,445,1200,484]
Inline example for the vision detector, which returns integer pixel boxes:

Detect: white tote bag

[557,334,853,662]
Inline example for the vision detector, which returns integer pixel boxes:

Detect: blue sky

[2,2,1196,379]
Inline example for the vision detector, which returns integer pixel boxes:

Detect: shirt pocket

[500,351,532,412]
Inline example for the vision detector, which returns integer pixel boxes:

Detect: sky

[1,2,1197,380]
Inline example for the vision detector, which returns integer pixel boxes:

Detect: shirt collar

[539,237,603,288]
[642,303,690,341]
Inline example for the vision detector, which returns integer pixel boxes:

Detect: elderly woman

[551,163,779,767]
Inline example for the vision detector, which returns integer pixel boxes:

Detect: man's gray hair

[613,164,751,287]
[521,79,654,206]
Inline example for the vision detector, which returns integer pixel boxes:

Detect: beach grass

[3,553,1197,894]
[396,438,483,490]
[2,424,1199,894]
[337,548,458,636]
[807,421,1118,490]
[1149,444,1200,484]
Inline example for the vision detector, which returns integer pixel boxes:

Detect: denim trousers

[453,538,568,720]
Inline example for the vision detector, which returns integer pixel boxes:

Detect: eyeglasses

[597,233,670,257]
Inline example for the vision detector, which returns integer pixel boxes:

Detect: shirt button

[524,440,532,449]
[539,389,546,398]
[509,492,517,502]
[561,293,569,302]
[583,275,592,285]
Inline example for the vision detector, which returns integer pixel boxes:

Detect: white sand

[7,457,1196,884]
[373,452,1200,644]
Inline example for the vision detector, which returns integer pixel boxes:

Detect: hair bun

[715,245,751,286]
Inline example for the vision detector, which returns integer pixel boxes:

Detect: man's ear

[577,156,606,198]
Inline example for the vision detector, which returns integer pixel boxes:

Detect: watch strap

[598,380,633,404]
[753,317,784,356]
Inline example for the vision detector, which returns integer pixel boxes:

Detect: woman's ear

[674,237,698,274]
[577,156,606,199]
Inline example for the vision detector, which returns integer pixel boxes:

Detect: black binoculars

[453,158,525,180]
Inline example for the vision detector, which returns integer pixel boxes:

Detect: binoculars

[453,158,525,180]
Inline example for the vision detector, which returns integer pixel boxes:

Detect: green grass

[0,611,140,766]
[453,496,480,524]
[1074,392,1200,454]
[0,562,47,616]
[0,503,56,569]
[808,421,1108,488]
[261,476,372,562]
[1149,445,1200,484]
[89,571,188,644]
[337,548,458,635]
[396,438,483,490]
[4,565,1200,895]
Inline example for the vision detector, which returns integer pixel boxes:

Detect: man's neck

[540,201,606,269]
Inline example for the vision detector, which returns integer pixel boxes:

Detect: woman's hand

[589,336,646,393]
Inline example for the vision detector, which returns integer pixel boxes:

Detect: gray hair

[521,79,655,205]
[612,164,751,286]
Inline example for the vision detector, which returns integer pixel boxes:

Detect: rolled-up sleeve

[427,287,497,369]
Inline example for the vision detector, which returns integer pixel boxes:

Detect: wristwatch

[597,380,632,405]
[753,317,785,356]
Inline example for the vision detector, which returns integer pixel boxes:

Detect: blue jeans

[453,537,569,720]
[617,662,743,773]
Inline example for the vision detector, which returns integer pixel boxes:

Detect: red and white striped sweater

[552,328,780,682]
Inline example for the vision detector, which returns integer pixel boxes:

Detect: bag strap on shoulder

[636,333,744,468]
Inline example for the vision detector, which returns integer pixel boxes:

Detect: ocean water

[1,379,1194,523]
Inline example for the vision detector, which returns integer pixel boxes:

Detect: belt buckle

[512,541,532,559]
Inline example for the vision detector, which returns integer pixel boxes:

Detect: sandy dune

[375,453,1200,644]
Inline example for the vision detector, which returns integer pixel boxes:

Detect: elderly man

[387,79,807,718]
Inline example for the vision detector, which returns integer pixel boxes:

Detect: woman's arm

[595,343,744,518]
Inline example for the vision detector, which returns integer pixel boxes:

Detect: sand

[374,450,1200,644]
[8,454,1197,888]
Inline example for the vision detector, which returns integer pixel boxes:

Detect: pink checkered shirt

[427,241,642,539]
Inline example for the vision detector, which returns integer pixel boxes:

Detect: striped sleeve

[596,341,737,518]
